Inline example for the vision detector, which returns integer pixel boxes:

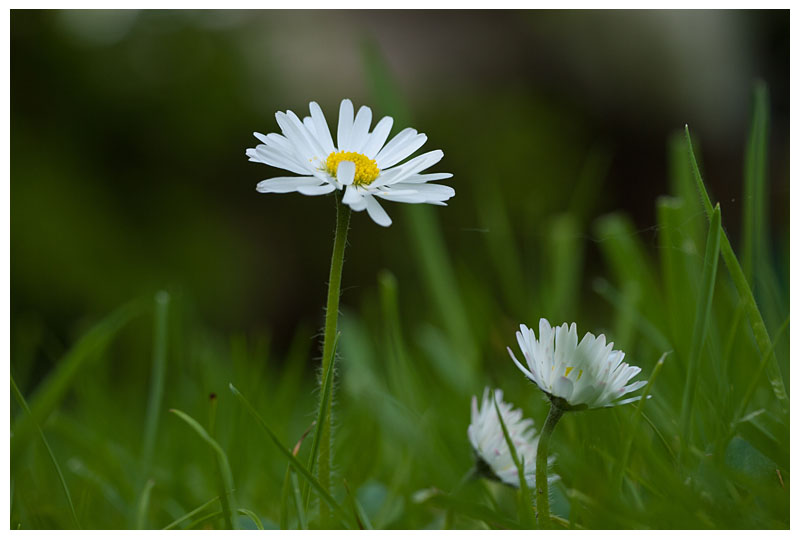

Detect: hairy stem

[318,193,351,521]
[536,402,565,529]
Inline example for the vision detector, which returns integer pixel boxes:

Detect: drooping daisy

[508,319,647,410]
[246,98,454,227]
[468,388,541,487]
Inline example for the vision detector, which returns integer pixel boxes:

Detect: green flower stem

[318,192,351,521]
[535,401,565,529]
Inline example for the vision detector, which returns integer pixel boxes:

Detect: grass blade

[680,204,722,452]
[142,291,170,473]
[742,81,769,284]
[237,508,264,530]
[616,353,667,490]
[291,471,308,530]
[228,383,355,528]
[170,409,237,529]
[11,301,142,455]
[684,126,788,412]
[492,391,536,528]
[135,478,155,529]
[161,496,220,530]
[343,479,373,530]
[11,374,80,529]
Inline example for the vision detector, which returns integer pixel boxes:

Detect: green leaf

[135,478,155,529]
[170,409,237,529]
[141,291,170,474]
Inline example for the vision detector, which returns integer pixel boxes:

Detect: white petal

[337,99,354,151]
[342,184,362,205]
[397,172,453,184]
[553,376,574,401]
[256,176,324,193]
[337,160,356,186]
[348,105,373,153]
[309,101,335,154]
[374,129,426,169]
[296,183,336,196]
[362,116,394,158]
[364,194,392,227]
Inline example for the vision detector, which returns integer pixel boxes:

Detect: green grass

[9,69,788,529]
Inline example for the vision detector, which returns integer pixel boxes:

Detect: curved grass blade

[684,126,788,412]
[237,508,264,530]
[161,496,219,530]
[616,353,667,490]
[302,332,338,512]
[170,409,237,529]
[343,478,373,530]
[291,471,307,530]
[680,204,722,454]
[736,315,790,422]
[228,383,355,528]
[492,391,536,528]
[11,375,80,529]
[186,510,223,530]
[135,478,155,529]
[12,301,142,456]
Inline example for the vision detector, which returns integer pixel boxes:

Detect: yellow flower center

[564,367,583,380]
[325,151,380,186]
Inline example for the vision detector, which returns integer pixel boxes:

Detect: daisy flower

[468,388,540,487]
[246,98,454,227]
[508,319,647,410]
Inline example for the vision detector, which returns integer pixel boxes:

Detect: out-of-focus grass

[10,40,789,530]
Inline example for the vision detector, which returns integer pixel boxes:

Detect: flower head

[508,319,647,410]
[246,99,454,227]
[468,388,540,487]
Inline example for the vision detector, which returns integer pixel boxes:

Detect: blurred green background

[10,10,789,529]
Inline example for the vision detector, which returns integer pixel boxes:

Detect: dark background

[11,9,789,367]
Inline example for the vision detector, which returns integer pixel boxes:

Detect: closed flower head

[508,319,647,410]
[468,388,540,487]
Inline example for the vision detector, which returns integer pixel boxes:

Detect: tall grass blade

[11,375,81,529]
[684,126,788,412]
[170,409,237,529]
[228,383,355,528]
[492,392,536,528]
[680,204,722,452]
[142,291,170,473]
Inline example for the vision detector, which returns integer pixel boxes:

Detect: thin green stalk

[535,402,565,529]
[11,375,81,529]
[142,291,169,473]
[493,392,536,528]
[684,126,788,412]
[680,204,722,454]
[318,192,351,521]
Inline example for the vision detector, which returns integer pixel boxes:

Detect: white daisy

[246,98,454,227]
[508,319,647,410]
[468,388,540,487]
